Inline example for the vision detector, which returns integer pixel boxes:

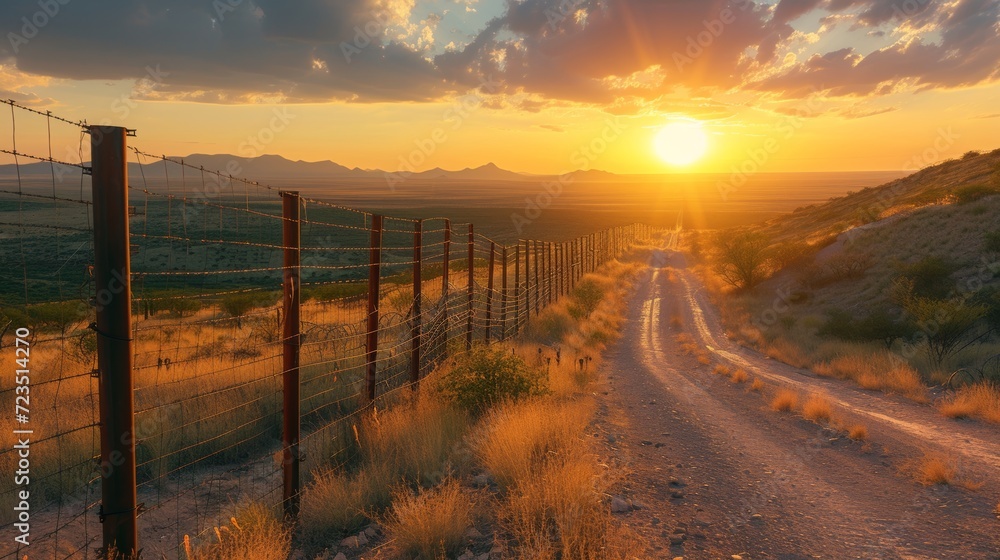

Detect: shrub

[954,183,1000,204]
[985,231,1000,254]
[436,344,547,414]
[568,277,606,318]
[894,256,957,299]
[712,230,773,290]
[938,384,1000,423]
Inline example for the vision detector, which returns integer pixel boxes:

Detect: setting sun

[654,120,709,167]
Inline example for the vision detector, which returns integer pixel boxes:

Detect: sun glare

[654,120,709,167]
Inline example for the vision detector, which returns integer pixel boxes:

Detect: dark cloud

[0,0,998,108]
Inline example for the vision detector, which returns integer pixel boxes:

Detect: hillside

[729,148,1000,380]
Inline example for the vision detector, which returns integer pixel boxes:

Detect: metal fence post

[411,220,422,387]
[466,224,475,350]
[366,215,384,402]
[442,219,451,349]
[485,242,495,342]
[555,243,562,298]
[532,240,540,315]
[500,246,508,339]
[280,191,302,516]
[90,125,139,558]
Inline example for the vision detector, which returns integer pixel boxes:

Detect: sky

[2,0,999,175]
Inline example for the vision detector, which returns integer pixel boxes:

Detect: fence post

[546,242,553,304]
[466,224,475,350]
[500,246,508,339]
[411,220,422,387]
[280,191,302,516]
[366,215,384,402]
[555,243,562,298]
[485,241,495,342]
[90,125,138,558]
[533,240,540,315]
[442,219,451,350]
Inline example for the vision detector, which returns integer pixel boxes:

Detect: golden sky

[2,0,999,174]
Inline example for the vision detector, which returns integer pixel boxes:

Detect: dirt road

[597,250,1000,559]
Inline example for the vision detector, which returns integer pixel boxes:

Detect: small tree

[712,230,773,290]
[220,293,260,329]
[893,279,987,367]
[895,256,956,299]
[29,301,90,336]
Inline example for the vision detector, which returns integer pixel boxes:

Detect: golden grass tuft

[713,364,731,376]
[813,352,927,403]
[938,384,1000,424]
[801,393,834,423]
[184,503,290,560]
[915,454,957,486]
[749,378,765,392]
[770,389,799,412]
[696,353,712,365]
[382,479,476,560]
[730,368,749,384]
[473,399,593,490]
[847,424,869,441]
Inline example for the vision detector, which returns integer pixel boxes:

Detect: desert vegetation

[178,256,645,559]
[690,150,1000,424]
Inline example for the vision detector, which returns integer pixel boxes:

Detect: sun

[654,120,709,167]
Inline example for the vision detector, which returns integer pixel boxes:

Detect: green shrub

[985,231,1000,254]
[437,344,547,414]
[895,256,957,299]
[954,183,1000,204]
[567,278,605,319]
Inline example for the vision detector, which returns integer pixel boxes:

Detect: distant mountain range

[0,153,626,182]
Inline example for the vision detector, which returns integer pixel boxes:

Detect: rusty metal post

[411,220,422,387]
[280,191,302,516]
[466,224,475,350]
[442,219,451,349]
[532,240,540,315]
[546,241,553,305]
[366,215,384,402]
[485,242,495,342]
[91,125,138,558]
[501,246,508,339]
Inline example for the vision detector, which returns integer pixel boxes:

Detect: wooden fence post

[90,125,139,557]
[533,240,541,315]
[366,215,383,402]
[281,191,302,516]
[442,219,451,350]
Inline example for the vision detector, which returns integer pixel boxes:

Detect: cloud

[0,0,998,110]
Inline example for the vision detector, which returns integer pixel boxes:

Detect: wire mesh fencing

[0,101,654,558]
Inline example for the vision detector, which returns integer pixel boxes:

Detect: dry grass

[730,368,749,384]
[713,364,731,376]
[915,454,957,486]
[359,393,469,487]
[938,384,1000,423]
[801,393,834,423]
[382,479,476,560]
[696,353,712,365]
[847,424,869,441]
[764,339,812,368]
[183,503,290,560]
[749,378,765,392]
[813,352,928,403]
[770,389,800,412]
[473,399,593,490]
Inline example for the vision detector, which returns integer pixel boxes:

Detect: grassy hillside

[694,148,1000,424]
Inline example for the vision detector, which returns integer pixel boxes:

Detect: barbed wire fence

[0,100,654,558]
